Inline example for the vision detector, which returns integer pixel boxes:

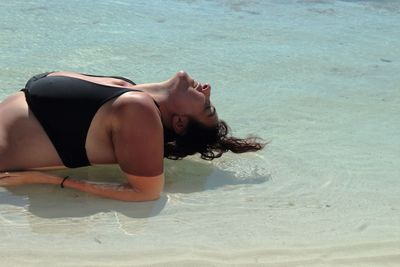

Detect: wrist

[60,176,69,188]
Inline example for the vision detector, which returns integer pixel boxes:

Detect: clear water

[1,0,399,265]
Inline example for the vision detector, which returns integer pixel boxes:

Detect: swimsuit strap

[79,73,136,86]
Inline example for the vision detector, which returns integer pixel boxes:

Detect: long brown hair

[164,120,266,160]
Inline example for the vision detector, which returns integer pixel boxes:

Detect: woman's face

[173,71,218,128]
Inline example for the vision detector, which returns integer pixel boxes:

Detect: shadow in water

[1,159,270,219]
[164,159,270,193]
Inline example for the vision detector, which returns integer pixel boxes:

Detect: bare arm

[0,171,163,202]
[63,173,164,201]
[67,94,166,202]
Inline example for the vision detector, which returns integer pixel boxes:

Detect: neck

[132,79,176,130]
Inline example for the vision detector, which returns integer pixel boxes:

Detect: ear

[172,114,189,136]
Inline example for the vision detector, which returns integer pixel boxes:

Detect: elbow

[138,188,162,202]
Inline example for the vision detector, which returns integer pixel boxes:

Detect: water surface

[1,0,399,265]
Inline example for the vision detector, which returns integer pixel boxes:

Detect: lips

[203,83,211,91]
[193,80,211,93]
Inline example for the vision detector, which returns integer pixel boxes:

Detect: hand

[0,171,61,187]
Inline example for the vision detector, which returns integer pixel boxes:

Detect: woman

[0,71,264,201]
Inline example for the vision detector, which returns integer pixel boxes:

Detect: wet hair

[163,120,266,160]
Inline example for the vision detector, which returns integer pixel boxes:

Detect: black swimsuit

[22,72,156,168]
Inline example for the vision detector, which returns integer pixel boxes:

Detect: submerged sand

[1,0,400,266]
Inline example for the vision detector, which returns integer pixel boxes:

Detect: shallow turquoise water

[1,1,400,265]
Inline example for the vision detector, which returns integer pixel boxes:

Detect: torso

[0,72,143,171]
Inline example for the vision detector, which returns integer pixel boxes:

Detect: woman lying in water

[0,71,265,201]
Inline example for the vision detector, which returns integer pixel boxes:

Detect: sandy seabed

[1,0,400,266]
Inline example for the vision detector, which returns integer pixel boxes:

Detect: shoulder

[112,92,158,113]
[112,92,161,129]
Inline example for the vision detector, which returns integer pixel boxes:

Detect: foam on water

[1,0,400,265]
